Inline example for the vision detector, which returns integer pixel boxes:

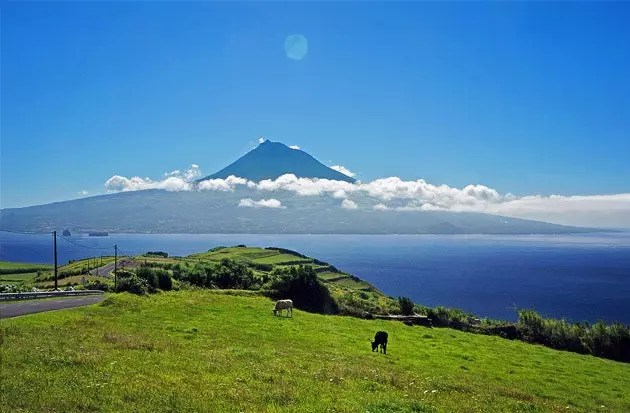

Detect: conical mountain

[198,141,356,183]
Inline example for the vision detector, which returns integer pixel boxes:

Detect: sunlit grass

[1,291,627,412]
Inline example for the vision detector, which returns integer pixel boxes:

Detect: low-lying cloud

[289,145,301,150]
[238,198,284,209]
[341,199,358,209]
[104,168,630,228]
[105,164,202,192]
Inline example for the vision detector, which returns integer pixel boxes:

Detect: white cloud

[238,198,285,209]
[104,167,630,228]
[332,190,348,199]
[164,170,181,178]
[184,164,201,181]
[198,175,251,192]
[78,190,89,196]
[396,201,446,212]
[256,174,355,196]
[472,193,630,227]
[105,164,203,192]
[289,145,301,150]
[105,175,192,192]
[330,165,356,178]
[258,137,266,144]
[341,199,358,209]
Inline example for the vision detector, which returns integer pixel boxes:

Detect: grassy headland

[2,246,628,363]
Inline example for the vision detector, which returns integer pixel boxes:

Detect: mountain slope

[198,141,356,183]
[0,188,598,234]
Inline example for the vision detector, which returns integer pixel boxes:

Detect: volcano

[198,140,356,183]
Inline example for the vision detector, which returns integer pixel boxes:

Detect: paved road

[89,259,132,278]
[0,296,104,319]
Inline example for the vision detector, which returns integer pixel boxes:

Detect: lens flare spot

[284,34,308,60]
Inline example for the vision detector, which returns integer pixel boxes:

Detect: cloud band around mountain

[104,169,630,228]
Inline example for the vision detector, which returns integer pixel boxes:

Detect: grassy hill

[124,246,376,298]
[1,291,627,412]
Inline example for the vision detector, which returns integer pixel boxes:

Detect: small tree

[398,296,414,315]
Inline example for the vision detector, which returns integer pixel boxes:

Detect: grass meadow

[1,290,628,413]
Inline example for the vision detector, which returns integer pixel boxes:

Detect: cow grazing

[371,331,388,354]
[273,299,293,317]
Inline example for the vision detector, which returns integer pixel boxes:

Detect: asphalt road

[89,259,131,278]
[0,295,104,319]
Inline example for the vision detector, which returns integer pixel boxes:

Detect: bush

[517,309,630,362]
[265,247,308,258]
[175,259,255,290]
[157,269,173,291]
[116,275,148,295]
[247,262,274,272]
[83,279,112,292]
[267,265,338,314]
[136,267,159,291]
[398,296,415,315]
[145,251,168,258]
[134,266,173,292]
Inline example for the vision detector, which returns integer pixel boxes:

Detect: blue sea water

[1,232,629,324]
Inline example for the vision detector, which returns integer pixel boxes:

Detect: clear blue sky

[2,2,629,208]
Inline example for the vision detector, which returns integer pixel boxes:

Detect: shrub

[156,269,173,291]
[136,267,159,291]
[267,265,338,314]
[247,262,274,272]
[265,247,308,258]
[517,309,630,362]
[398,297,415,315]
[145,251,168,258]
[174,259,255,290]
[116,275,148,295]
[83,279,112,292]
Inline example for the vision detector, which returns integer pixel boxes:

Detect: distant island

[88,231,109,237]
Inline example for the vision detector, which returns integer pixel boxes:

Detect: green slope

[1,291,627,412]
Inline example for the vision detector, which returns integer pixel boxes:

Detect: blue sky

[2,1,629,208]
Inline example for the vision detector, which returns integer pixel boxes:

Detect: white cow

[273,299,293,317]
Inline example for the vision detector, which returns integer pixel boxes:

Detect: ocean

[1,231,629,324]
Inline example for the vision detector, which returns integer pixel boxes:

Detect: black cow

[371,331,388,354]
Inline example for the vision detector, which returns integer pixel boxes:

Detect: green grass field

[252,254,312,265]
[0,272,40,284]
[190,247,312,265]
[1,291,627,413]
[0,261,52,271]
[0,261,53,286]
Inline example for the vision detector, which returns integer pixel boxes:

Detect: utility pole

[53,231,58,290]
[114,245,118,291]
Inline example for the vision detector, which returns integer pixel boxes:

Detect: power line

[57,235,113,251]
[117,248,143,257]
[0,228,42,235]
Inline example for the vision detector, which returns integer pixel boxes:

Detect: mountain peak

[198,141,356,183]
